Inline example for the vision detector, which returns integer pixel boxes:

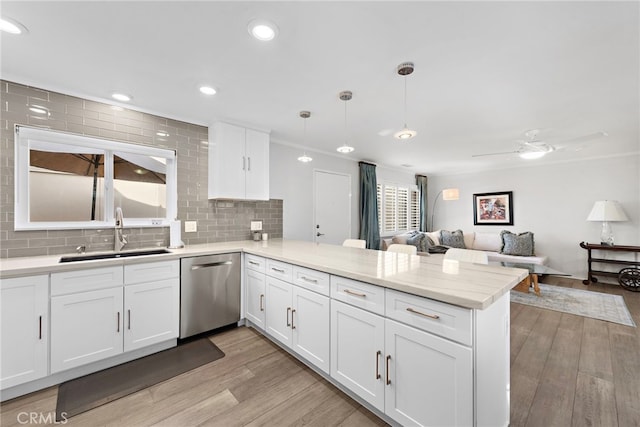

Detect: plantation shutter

[384,185,397,233]
[397,187,409,231]
[410,189,420,230]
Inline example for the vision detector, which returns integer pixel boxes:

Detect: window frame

[377,181,420,237]
[14,125,177,230]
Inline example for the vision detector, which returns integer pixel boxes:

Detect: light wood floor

[1,277,638,426]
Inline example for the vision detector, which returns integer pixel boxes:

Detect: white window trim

[15,125,177,230]
[377,181,420,237]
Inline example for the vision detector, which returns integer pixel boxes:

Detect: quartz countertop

[0,239,528,310]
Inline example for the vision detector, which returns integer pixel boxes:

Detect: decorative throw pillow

[500,230,535,256]
[406,232,435,253]
[440,229,466,248]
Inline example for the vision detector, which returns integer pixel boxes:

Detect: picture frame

[473,191,513,225]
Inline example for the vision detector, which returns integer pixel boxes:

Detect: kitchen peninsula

[1,240,527,426]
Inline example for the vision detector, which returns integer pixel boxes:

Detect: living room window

[377,182,420,235]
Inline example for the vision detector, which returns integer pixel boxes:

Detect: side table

[579,242,640,290]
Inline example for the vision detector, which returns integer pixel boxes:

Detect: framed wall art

[473,191,513,225]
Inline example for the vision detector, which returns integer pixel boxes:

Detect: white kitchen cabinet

[265,276,330,374]
[0,275,49,389]
[51,286,124,373]
[208,121,269,200]
[123,278,179,352]
[331,299,385,411]
[384,319,472,427]
[245,268,266,329]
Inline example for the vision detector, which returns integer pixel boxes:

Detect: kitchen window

[377,182,420,236]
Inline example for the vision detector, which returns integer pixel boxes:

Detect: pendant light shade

[337,90,355,154]
[394,62,417,141]
[297,111,313,163]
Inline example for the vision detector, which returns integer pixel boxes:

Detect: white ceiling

[2,1,638,175]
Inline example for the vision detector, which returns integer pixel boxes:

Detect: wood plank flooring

[1,277,638,426]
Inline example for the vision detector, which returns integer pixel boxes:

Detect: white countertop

[0,239,528,310]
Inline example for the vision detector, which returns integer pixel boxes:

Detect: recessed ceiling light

[0,17,27,35]
[111,93,131,102]
[248,19,278,41]
[199,86,217,95]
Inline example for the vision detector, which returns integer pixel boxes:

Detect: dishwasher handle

[191,261,233,270]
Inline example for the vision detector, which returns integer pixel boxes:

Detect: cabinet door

[245,269,266,329]
[244,128,269,200]
[0,276,48,389]
[331,300,385,411]
[291,286,330,374]
[208,122,246,199]
[124,278,179,352]
[384,319,473,427]
[265,276,292,347]
[51,287,124,373]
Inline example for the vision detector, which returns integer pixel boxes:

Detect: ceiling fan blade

[471,150,519,158]
[555,131,608,145]
[377,128,394,137]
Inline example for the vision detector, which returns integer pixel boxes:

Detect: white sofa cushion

[486,251,548,265]
[463,232,475,249]
[471,232,502,252]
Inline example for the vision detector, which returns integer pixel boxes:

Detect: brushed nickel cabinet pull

[259,294,264,311]
[38,315,42,340]
[128,309,131,330]
[291,309,296,329]
[248,260,260,266]
[375,350,381,379]
[386,355,391,385]
[242,156,246,171]
[406,307,440,320]
[248,157,251,171]
[286,307,291,327]
[344,289,366,297]
[117,312,120,332]
[271,267,285,273]
[301,276,318,284]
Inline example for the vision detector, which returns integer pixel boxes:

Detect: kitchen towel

[169,220,184,248]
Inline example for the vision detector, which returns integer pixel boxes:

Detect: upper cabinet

[208,122,270,200]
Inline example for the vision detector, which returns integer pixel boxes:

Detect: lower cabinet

[245,269,266,329]
[0,275,49,390]
[331,299,473,426]
[265,276,330,373]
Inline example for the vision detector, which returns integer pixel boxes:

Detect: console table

[579,242,640,289]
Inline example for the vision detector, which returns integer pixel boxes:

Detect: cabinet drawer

[330,276,384,316]
[293,266,330,296]
[385,289,472,346]
[125,260,179,285]
[266,259,293,282]
[52,266,123,296]
[245,254,266,273]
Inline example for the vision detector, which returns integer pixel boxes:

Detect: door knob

[316,232,325,237]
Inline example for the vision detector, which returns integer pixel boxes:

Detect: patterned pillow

[440,229,466,249]
[406,232,434,253]
[500,230,535,256]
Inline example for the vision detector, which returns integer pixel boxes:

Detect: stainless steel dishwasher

[180,253,241,338]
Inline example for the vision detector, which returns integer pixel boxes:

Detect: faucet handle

[76,245,86,254]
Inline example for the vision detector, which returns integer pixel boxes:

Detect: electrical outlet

[185,221,197,233]
[250,220,263,231]
[151,219,162,225]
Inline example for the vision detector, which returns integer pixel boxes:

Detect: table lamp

[586,200,628,246]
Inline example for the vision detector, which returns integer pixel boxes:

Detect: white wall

[269,143,415,242]
[428,155,640,278]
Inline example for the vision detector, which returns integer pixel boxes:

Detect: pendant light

[297,111,313,163]
[394,62,417,140]
[336,90,355,154]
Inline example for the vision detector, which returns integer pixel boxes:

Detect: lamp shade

[442,188,460,201]
[586,200,628,222]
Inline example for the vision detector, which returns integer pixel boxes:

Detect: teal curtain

[416,175,428,232]
[358,162,380,249]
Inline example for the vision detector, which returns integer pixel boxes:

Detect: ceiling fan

[472,129,608,160]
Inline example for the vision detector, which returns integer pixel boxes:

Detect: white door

[331,300,385,411]
[314,170,351,245]
[0,276,49,389]
[245,128,270,201]
[384,319,473,426]
[51,287,124,373]
[291,286,330,374]
[210,122,246,199]
[123,279,179,352]
[245,269,266,329]
[264,276,293,347]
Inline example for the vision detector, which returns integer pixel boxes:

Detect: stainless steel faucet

[114,207,127,251]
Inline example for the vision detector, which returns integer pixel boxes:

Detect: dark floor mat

[56,338,224,421]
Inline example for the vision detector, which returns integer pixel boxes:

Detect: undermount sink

[59,248,171,263]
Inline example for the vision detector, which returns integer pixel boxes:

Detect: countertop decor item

[586,200,628,246]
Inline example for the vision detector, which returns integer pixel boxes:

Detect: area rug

[56,338,225,421]
[511,283,636,327]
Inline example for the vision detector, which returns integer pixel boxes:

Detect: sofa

[382,229,548,265]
